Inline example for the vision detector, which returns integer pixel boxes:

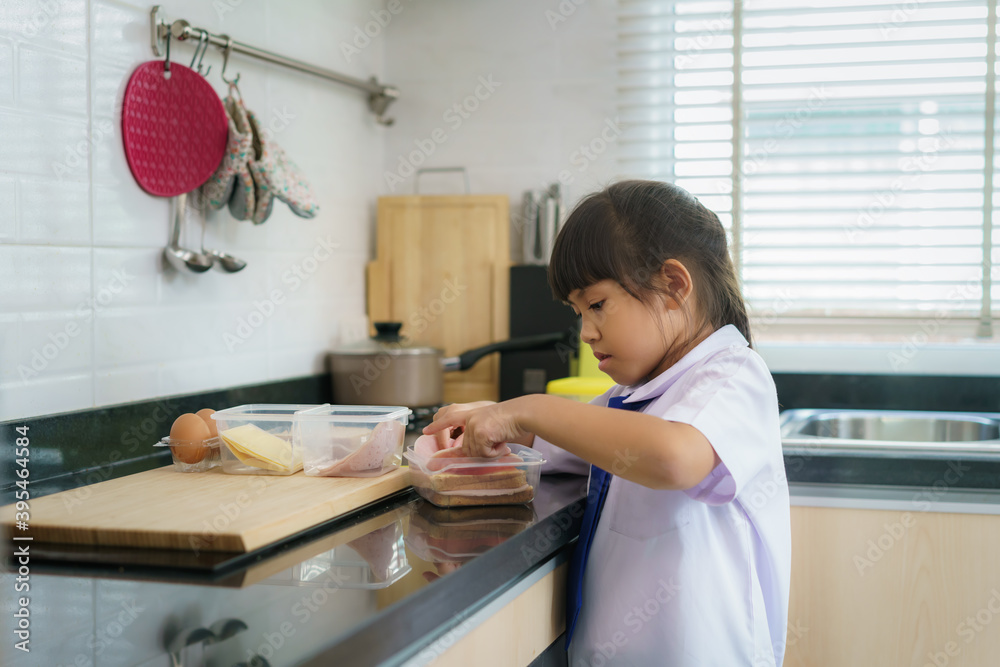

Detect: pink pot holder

[246,109,320,224]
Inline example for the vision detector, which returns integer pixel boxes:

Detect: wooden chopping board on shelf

[0,467,410,553]
[367,195,510,403]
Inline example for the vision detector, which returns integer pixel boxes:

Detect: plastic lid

[295,404,412,422]
[545,376,616,397]
[404,443,544,476]
[212,404,327,420]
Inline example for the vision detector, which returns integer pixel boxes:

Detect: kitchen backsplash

[0,0,388,420]
[0,0,623,422]
[382,0,620,246]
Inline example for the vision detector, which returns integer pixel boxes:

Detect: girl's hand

[424,401,495,450]
[423,399,531,459]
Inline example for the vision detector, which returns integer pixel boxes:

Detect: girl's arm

[424,395,720,490]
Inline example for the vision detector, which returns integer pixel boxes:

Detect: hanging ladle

[164,193,214,272]
[203,234,247,273]
[193,190,247,273]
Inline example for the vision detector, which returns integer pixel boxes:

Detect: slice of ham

[413,433,520,474]
[317,420,403,476]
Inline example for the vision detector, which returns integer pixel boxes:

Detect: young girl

[422,180,791,666]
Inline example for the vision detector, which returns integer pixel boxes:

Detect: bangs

[547,192,638,302]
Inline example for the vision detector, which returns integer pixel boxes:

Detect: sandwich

[409,433,534,506]
[409,466,535,507]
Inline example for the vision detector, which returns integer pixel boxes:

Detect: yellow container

[546,376,616,403]
[578,342,612,380]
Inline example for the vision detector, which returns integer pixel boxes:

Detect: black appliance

[500,265,579,401]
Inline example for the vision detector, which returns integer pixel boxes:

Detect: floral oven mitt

[246,108,320,224]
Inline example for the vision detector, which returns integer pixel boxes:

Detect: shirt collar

[617,325,749,404]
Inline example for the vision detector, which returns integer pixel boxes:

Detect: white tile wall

[1,0,621,421]
[382,0,621,257]
[0,0,388,420]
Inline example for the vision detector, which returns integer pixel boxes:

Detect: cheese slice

[220,424,302,472]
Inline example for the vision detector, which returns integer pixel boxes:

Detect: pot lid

[332,322,442,356]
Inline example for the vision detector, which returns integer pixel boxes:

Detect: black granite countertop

[2,470,587,667]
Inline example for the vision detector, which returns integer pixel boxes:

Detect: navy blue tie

[565,394,655,648]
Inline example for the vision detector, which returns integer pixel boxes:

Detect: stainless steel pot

[329,321,571,407]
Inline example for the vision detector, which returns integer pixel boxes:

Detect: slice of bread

[423,468,528,492]
[418,486,535,507]
[410,467,534,507]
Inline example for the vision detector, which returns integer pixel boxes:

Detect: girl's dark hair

[548,180,752,347]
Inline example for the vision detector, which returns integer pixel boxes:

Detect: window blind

[616,0,998,338]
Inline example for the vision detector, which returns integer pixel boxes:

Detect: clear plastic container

[154,436,221,472]
[297,405,411,477]
[404,443,545,507]
[212,404,322,475]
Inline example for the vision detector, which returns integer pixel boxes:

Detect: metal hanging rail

[149,5,399,125]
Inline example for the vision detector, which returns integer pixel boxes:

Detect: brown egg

[196,408,218,437]
[170,413,211,464]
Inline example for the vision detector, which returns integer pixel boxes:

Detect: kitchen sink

[780,409,1000,460]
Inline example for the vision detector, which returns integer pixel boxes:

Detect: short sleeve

[656,348,780,505]
[534,386,620,476]
[533,434,590,476]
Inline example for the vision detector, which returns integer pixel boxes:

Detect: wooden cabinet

[367,195,510,403]
[786,505,1000,666]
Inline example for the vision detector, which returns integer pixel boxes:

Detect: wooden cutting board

[367,195,510,403]
[0,466,410,553]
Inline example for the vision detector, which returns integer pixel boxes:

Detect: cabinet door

[369,195,510,403]
[786,505,1000,666]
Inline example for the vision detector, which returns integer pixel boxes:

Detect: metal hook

[191,29,211,76]
[162,27,171,79]
[189,30,204,68]
[220,35,240,86]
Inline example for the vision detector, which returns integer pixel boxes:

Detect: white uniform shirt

[534,325,791,666]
